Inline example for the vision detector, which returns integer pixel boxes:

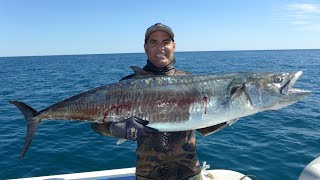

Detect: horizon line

[1,48,319,58]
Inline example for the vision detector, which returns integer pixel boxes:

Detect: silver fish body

[11,71,310,159]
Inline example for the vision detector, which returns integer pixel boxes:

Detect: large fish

[11,69,310,159]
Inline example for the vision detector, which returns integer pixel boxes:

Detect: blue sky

[1,0,319,57]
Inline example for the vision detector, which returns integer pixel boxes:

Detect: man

[91,23,226,180]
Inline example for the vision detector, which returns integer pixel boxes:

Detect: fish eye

[273,76,282,83]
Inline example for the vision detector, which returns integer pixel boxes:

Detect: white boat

[298,156,320,180]
[11,162,253,180]
[11,156,320,180]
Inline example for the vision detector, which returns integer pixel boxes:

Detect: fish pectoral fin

[228,83,245,99]
[130,66,150,76]
[116,138,127,145]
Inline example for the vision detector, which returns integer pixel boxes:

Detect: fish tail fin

[10,100,40,160]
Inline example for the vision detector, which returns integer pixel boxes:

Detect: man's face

[144,31,175,67]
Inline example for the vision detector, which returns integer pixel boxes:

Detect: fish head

[243,71,311,110]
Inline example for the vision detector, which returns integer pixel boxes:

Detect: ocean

[0,50,319,180]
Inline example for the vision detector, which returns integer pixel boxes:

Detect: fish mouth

[280,71,311,95]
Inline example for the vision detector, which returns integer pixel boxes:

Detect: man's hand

[110,117,157,140]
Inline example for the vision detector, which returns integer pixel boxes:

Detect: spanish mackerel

[10,69,310,159]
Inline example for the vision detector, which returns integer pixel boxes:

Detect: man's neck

[143,58,176,75]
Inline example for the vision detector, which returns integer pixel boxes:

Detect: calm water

[0,50,319,180]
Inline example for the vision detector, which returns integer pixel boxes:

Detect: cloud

[288,3,320,13]
[291,20,309,25]
[286,3,320,31]
[295,23,320,31]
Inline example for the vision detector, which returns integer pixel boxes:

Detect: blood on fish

[203,96,208,114]
[103,104,132,121]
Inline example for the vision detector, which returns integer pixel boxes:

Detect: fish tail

[10,100,40,160]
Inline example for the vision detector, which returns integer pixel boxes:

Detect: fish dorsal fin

[130,66,150,76]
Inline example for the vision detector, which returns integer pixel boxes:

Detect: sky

[0,0,320,57]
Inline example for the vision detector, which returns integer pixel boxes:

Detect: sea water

[0,50,319,180]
